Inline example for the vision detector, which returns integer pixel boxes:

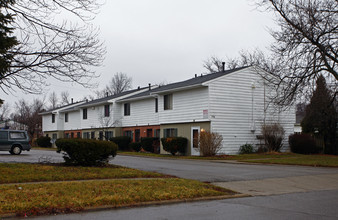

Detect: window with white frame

[163,128,177,138]
[155,98,158,112]
[124,103,130,116]
[83,108,88,120]
[164,94,173,110]
[104,104,110,117]
[83,132,90,139]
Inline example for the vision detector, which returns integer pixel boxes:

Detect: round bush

[36,136,52,148]
[161,137,187,155]
[239,144,254,154]
[289,133,319,154]
[140,137,159,153]
[56,139,117,166]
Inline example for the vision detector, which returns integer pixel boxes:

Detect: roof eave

[116,95,154,103]
[151,84,206,95]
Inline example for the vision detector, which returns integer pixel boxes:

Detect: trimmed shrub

[129,142,141,152]
[56,139,117,166]
[36,136,52,148]
[161,137,188,155]
[198,131,223,156]
[140,137,159,153]
[289,133,319,154]
[262,123,285,152]
[110,136,132,151]
[239,144,254,154]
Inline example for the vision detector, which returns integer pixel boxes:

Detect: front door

[191,127,200,156]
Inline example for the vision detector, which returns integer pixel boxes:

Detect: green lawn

[241,154,338,167]
[0,178,234,216]
[0,163,237,217]
[118,151,338,167]
[0,163,166,184]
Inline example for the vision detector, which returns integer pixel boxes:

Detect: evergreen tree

[0,0,18,78]
[301,76,337,154]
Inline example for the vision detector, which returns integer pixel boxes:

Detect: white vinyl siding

[64,111,81,131]
[207,67,295,154]
[80,106,103,129]
[158,87,209,124]
[121,98,159,127]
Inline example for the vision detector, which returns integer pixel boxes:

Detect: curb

[0,193,250,219]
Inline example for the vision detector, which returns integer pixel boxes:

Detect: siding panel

[208,67,295,154]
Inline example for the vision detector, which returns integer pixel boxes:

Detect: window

[71,132,74,138]
[83,132,90,139]
[124,103,130,116]
[83,108,88,120]
[135,129,140,142]
[104,105,110,117]
[9,132,26,139]
[52,133,57,140]
[52,114,55,123]
[65,113,68,122]
[65,133,69,138]
[0,131,8,140]
[154,129,160,138]
[192,129,199,148]
[147,129,153,137]
[155,98,158,112]
[91,131,95,139]
[164,94,173,110]
[104,131,113,140]
[124,130,132,139]
[99,131,103,140]
[77,132,81,138]
[163,128,177,138]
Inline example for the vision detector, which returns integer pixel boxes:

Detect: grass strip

[0,163,165,184]
[118,152,338,167]
[241,155,338,167]
[0,178,234,216]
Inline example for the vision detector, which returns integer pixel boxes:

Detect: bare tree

[0,0,105,95]
[98,108,120,140]
[48,92,59,110]
[0,102,11,122]
[60,91,70,105]
[13,98,44,139]
[204,1,337,107]
[197,131,223,156]
[203,49,276,73]
[95,72,132,98]
[256,0,338,106]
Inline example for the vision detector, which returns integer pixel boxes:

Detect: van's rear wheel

[10,146,22,155]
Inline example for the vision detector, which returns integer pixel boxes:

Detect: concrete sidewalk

[213,173,338,196]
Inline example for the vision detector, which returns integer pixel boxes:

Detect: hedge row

[36,136,52,148]
[110,136,131,151]
[289,133,321,154]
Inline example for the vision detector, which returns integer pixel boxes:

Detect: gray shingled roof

[119,66,249,101]
[59,88,146,112]
[39,101,85,115]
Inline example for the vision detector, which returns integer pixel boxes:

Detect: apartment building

[41,66,295,155]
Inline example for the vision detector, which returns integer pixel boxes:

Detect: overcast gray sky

[2,0,276,109]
